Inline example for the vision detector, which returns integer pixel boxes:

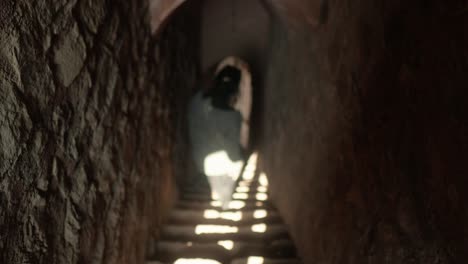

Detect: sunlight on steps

[146,153,302,264]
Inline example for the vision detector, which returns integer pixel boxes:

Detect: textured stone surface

[0,0,199,263]
[260,0,468,263]
[53,23,87,87]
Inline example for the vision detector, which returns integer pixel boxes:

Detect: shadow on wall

[149,0,203,191]
[259,0,468,264]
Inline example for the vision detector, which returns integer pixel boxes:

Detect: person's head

[204,66,241,110]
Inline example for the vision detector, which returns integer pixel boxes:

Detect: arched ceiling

[149,0,326,34]
[149,0,187,33]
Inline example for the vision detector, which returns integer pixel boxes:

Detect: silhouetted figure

[188,65,246,209]
[215,56,252,149]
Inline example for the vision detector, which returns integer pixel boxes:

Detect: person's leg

[219,175,235,210]
[206,175,221,201]
[206,175,235,209]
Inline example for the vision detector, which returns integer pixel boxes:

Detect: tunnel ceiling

[149,0,327,34]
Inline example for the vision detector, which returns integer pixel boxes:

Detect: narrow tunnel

[1,0,468,264]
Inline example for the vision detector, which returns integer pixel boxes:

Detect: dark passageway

[1,0,468,264]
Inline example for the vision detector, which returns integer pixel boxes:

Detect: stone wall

[261,0,468,263]
[0,0,199,263]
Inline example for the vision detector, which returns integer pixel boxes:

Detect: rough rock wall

[261,0,468,263]
[0,0,199,263]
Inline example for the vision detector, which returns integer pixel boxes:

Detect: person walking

[188,65,246,209]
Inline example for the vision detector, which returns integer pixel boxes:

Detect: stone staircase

[146,155,302,264]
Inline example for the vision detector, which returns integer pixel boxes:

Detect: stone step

[151,239,297,263]
[146,173,299,264]
[180,178,262,190]
[180,192,212,200]
[148,257,301,264]
[179,183,268,200]
[160,224,289,242]
[176,200,273,211]
[181,184,268,195]
[154,259,222,264]
[180,197,269,205]
[230,257,302,264]
[169,208,281,225]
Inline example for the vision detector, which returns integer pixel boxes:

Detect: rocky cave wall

[261,0,468,263]
[0,0,199,263]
